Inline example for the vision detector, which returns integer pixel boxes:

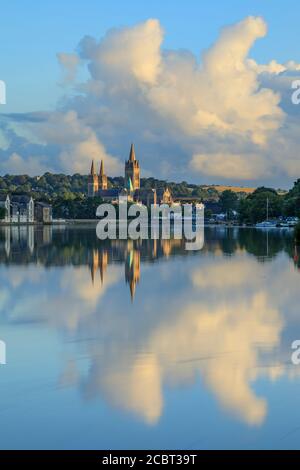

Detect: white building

[0,195,11,222]
[10,196,34,223]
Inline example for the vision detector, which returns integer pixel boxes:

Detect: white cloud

[32,110,122,174]
[147,17,283,146]
[2,16,300,186]
[191,152,270,180]
[79,19,163,85]
[3,152,51,176]
[247,58,300,75]
[57,53,81,83]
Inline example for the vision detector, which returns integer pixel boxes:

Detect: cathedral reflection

[0,226,191,300]
[125,245,140,301]
[0,225,298,302]
[90,249,108,286]
[88,238,185,300]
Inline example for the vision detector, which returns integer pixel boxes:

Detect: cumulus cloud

[2,16,300,185]
[147,17,283,145]
[191,152,271,180]
[32,110,122,174]
[4,152,51,175]
[57,53,81,83]
[79,18,163,84]
[247,58,300,75]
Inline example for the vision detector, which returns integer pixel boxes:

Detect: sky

[1,0,300,187]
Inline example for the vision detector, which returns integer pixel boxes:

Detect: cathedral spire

[98,159,108,190]
[129,143,136,162]
[99,160,104,176]
[125,143,140,190]
[88,160,99,197]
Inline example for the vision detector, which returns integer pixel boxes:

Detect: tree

[0,207,6,220]
[295,222,300,244]
[239,188,283,223]
[219,190,238,219]
[283,179,300,217]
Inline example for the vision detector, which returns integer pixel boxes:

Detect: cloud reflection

[0,226,299,426]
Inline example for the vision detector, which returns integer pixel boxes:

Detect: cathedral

[88,160,109,197]
[87,143,173,206]
[125,143,140,191]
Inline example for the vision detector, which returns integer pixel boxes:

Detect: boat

[255,221,276,228]
[278,221,290,228]
[287,217,299,227]
[278,217,299,228]
[255,198,277,228]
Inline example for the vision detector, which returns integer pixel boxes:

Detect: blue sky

[2,0,300,113]
[1,0,300,186]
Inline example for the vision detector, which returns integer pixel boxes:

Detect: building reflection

[89,239,185,300]
[0,225,53,259]
[0,225,298,301]
[125,246,140,301]
[90,249,109,286]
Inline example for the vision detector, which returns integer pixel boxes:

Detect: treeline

[0,173,88,199]
[0,173,221,207]
[0,173,219,201]
[219,181,300,223]
[0,172,299,222]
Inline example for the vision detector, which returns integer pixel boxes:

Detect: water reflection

[0,225,300,430]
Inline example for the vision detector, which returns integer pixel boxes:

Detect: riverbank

[0,219,99,226]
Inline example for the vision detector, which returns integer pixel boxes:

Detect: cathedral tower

[99,160,108,190]
[88,161,99,197]
[125,143,140,191]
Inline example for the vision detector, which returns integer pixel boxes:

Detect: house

[156,187,173,205]
[10,195,34,223]
[34,202,52,224]
[98,188,128,203]
[134,188,157,207]
[0,195,10,222]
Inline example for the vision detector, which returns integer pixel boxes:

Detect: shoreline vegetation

[0,219,297,229]
[295,222,300,244]
[0,173,298,225]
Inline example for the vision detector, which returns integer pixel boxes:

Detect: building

[134,188,157,207]
[0,195,53,224]
[88,161,99,197]
[157,187,173,205]
[99,160,108,190]
[0,195,10,222]
[34,202,53,224]
[88,160,110,197]
[125,143,140,191]
[88,144,140,200]
[98,188,128,203]
[88,143,173,207]
[10,195,34,223]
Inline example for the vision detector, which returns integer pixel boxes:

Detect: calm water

[0,225,300,450]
